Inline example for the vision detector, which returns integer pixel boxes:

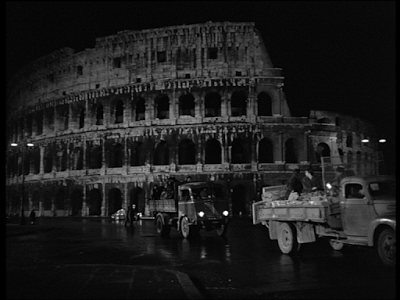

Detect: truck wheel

[180,217,190,239]
[329,239,344,251]
[216,224,228,237]
[156,215,170,237]
[377,228,396,267]
[277,222,300,254]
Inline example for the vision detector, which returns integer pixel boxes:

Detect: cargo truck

[149,180,230,238]
[252,154,396,266]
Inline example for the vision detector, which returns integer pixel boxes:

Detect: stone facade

[6,22,379,218]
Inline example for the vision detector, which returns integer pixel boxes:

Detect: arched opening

[231,138,247,163]
[179,139,196,165]
[70,189,83,216]
[130,187,145,215]
[154,140,169,165]
[315,142,331,163]
[88,189,102,216]
[130,141,144,166]
[205,138,222,164]
[115,100,124,124]
[231,91,247,116]
[204,92,221,117]
[109,143,123,168]
[79,107,85,129]
[155,94,170,119]
[179,93,195,117]
[231,184,247,216]
[285,138,301,163]
[96,104,104,125]
[135,97,145,121]
[55,189,65,212]
[108,188,122,216]
[44,146,53,173]
[43,191,52,211]
[89,145,102,169]
[257,92,272,116]
[31,190,40,211]
[35,111,43,135]
[258,138,274,163]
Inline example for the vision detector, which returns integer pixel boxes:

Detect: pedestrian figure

[29,209,36,225]
[285,169,303,198]
[124,204,136,228]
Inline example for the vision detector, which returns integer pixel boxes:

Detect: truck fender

[156,213,169,226]
[268,220,279,240]
[293,222,316,244]
[367,218,396,246]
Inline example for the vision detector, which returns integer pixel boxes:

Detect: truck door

[340,183,371,236]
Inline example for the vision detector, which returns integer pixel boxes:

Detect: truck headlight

[198,211,205,217]
[326,183,332,189]
[222,210,229,216]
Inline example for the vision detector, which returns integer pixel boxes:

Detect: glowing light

[361,139,369,143]
[223,210,229,216]
[326,183,332,189]
[379,139,386,143]
[198,211,205,217]
[11,143,18,147]
[27,143,34,147]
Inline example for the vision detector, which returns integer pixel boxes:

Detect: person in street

[285,169,303,198]
[200,188,209,199]
[29,209,36,225]
[302,169,324,193]
[124,204,136,227]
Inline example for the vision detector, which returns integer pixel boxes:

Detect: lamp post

[10,141,34,225]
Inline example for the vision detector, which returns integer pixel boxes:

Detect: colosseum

[6,21,381,219]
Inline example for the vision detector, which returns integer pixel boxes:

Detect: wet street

[6,217,396,299]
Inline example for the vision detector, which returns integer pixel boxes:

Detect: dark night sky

[6,1,396,166]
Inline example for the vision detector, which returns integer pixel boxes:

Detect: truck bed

[252,200,329,224]
[148,199,177,213]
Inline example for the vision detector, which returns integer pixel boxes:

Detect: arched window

[205,138,222,164]
[109,143,123,167]
[35,111,43,135]
[231,91,247,116]
[154,140,169,165]
[231,138,248,163]
[79,107,85,129]
[257,92,272,116]
[135,97,145,121]
[204,92,221,117]
[115,100,124,124]
[55,189,65,210]
[179,93,195,117]
[179,139,196,165]
[315,142,331,163]
[130,141,144,166]
[258,138,274,163]
[89,145,102,169]
[44,147,53,173]
[155,94,170,119]
[285,138,300,163]
[96,104,104,125]
[63,110,69,130]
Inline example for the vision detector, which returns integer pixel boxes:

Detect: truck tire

[180,217,191,239]
[216,224,228,237]
[377,228,396,267]
[277,222,300,254]
[329,239,344,251]
[156,215,170,237]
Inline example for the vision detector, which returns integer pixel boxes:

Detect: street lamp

[10,141,34,225]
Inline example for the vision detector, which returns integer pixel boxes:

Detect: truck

[148,180,231,238]
[252,153,396,267]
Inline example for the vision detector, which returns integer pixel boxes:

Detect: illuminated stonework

[6,22,378,217]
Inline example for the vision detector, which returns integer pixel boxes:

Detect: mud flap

[294,222,316,243]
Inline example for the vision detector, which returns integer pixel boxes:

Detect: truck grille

[204,202,221,219]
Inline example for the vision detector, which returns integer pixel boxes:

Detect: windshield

[191,184,225,200]
[368,181,396,199]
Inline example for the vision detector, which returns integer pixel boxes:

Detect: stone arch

[44,145,54,173]
[130,141,144,166]
[179,93,195,117]
[231,90,247,116]
[231,184,247,216]
[96,104,104,125]
[87,188,102,216]
[109,143,123,168]
[134,97,145,121]
[315,142,331,163]
[205,138,222,164]
[130,187,145,215]
[231,138,248,163]
[204,92,221,117]
[257,92,272,116]
[70,189,83,216]
[108,188,123,216]
[155,94,170,119]
[114,99,124,124]
[258,138,274,163]
[285,138,301,163]
[89,145,102,169]
[179,139,196,165]
[154,140,169,165]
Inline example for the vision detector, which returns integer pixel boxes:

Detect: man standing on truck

[302,169,324,192]
[285,169,303,198]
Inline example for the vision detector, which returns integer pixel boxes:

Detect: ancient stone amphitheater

[6,21,378,218]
